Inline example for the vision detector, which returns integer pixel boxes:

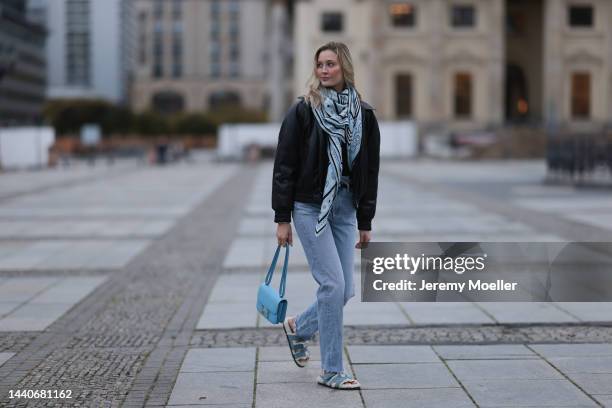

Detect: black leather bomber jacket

[272,97,380,231]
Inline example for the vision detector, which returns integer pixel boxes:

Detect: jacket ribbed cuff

[357,220,372,231]
[274,210,292,223]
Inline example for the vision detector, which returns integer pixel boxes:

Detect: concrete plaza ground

[0,152,611,407]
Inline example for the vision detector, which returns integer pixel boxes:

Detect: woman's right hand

[276,223,293,247]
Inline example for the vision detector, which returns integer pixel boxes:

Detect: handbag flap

[257,283,287,323]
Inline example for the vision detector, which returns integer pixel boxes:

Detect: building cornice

[382,51,428,66]
[564,49,604,66]
[442,49,486,65]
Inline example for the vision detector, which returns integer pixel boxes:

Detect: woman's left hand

[355,230,371,249]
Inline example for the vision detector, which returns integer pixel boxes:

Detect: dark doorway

[505,63,529,122]
[395,73,413,118]
[504,0,543,123]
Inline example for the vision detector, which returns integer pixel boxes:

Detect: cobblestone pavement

[0,157,611,407]
[190,324,612,348]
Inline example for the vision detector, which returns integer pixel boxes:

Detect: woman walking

[272,41,380,390]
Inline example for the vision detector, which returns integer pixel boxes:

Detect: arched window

[208,91,242,109]
[152,91,185,114]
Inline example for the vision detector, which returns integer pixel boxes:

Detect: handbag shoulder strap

[279,245,289,298]
[265,244,290,298]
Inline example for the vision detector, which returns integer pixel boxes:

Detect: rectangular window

[568,5,593,27]
[154,20,163,33]
[230,27,239,41]
[229,22,239,38]
[389,3,416,27]
[321,12,343,32]
[209,42,220,62]
[138,11,147,65]
[66,0,90,86]
[571,72,591,118]
[154,0,163,19]
[210,62,221,78]
[229,0,240,17]
[210,20,221,40]
[454,72,472,118]
[451,5,476,28]
[172,39,182,58]
[229,62,240,78]
[153,25,163,77]
[153,63,163,78]
[139,34,147,65]
[172,63,182,78]
[172,0,182,18]
[153,34,163,56]
[211,0,221,17]
[395,74,413,118]
[229,44,240,61]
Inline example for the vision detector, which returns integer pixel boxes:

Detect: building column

[543,0,564,128]
[267,0,287,122]
[606,0,612,122]
[368,0,385,117]
[489,0,505,126]
[428,0,445,124]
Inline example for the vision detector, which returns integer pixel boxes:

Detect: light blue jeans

[291,178,356,372]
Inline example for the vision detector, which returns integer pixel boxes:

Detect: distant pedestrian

[272,41,380,390]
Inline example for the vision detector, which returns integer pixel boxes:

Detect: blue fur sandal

[317,371,361,390]
[282,317,310,368]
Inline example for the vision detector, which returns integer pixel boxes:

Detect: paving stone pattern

[0,161,247,406]
[0,277,107,331]
[167,343,611,408]
[1,158,612,407]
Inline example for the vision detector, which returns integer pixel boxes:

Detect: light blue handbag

[256,244,289,324]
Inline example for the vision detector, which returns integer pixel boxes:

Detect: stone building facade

[43,0,135,104]
[132,0,294,118]
[0,0,46,124]
[294,0,612,131]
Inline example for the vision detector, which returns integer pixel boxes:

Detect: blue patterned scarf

[311,85,362,236]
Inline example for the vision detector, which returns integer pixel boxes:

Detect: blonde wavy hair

[304,41,362,108]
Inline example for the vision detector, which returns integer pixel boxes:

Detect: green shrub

[44,99,134,136]
[208,105,267,125]
[172,113,217,135]
[43,99,266,138]
[132,111,170,136]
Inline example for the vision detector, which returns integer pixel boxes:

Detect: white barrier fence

[217,121,418,160]
[0,127,55,170]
